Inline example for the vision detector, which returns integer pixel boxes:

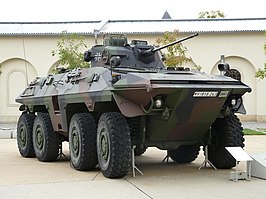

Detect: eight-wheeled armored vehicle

[16,33,251,178]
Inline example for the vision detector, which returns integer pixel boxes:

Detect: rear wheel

[17,112,36,157]
[128,117,146,156]
[168,145,200,163]
[33,113,60,162]
[97,112,131,178]
[208,112,245,169]
[69,113,98,171]
[134,146,147,156]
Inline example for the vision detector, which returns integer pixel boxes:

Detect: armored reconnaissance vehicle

[16,33,251,178]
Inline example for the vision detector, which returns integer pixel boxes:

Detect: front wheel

[97,112,131,178]
[208,112,245,169]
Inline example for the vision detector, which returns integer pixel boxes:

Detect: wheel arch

[19,105,48,113]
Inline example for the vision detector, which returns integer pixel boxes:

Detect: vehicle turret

[84,33,198,69]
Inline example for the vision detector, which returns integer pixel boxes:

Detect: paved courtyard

[0,135,265,199]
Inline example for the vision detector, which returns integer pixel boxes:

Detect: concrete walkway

[0,136,265,199]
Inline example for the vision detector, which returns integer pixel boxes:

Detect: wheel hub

[71,128,80,157]
[100,130,109,162]
[36,126,44,150]
[19,126,27,147]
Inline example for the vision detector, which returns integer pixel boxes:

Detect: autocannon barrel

[141,33,199,56]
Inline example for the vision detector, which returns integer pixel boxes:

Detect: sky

[0,0,265,22]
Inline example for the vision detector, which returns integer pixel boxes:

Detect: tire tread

[208,112,245,169]
[98,112,131,178]
[70,113,98,171]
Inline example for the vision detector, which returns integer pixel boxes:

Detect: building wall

[0,32,265,122]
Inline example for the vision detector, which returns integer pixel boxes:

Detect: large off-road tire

[69,113,98,171]
[97,112,132,178]
[32,113,60,162]
[208,112,245,169]
[17,112,36,157]
[168,145,200,163]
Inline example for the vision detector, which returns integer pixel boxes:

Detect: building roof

[0,21,100,35]
[0,18,266,36]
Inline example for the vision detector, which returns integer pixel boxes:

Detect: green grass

[243,128,266,135]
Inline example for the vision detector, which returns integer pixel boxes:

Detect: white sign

[225,147,253,161]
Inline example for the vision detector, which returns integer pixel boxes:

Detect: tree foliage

[156,30,192,68]
[255,63,266,79]
[198,10,225,19]
[255,43,266,80]
[255,34,266,80]
[51,31,90,72]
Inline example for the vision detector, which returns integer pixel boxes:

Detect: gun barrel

[152,33,199,52]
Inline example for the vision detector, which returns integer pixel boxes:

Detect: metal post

[131,145,144,177]
[199,145,217,170]
[247,161,251,180]
[220,55,225,76]
[162,151,170,163]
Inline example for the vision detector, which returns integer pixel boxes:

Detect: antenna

[20,23,29,85]
[93,20,109,45]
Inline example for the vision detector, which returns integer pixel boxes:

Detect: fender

[112,93,144,117]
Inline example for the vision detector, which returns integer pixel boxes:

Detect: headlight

[231,98,237,107]
[155,98,163,108]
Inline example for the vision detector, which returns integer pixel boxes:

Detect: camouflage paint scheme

[16,34,251,150]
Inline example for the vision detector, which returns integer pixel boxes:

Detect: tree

[255,63,266,80]
[198,10,225,19]
[51,31,90,72]
[255,64,266,80]
[156,30,192,68]
[254,32,266,80]
[254,37,266,79]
